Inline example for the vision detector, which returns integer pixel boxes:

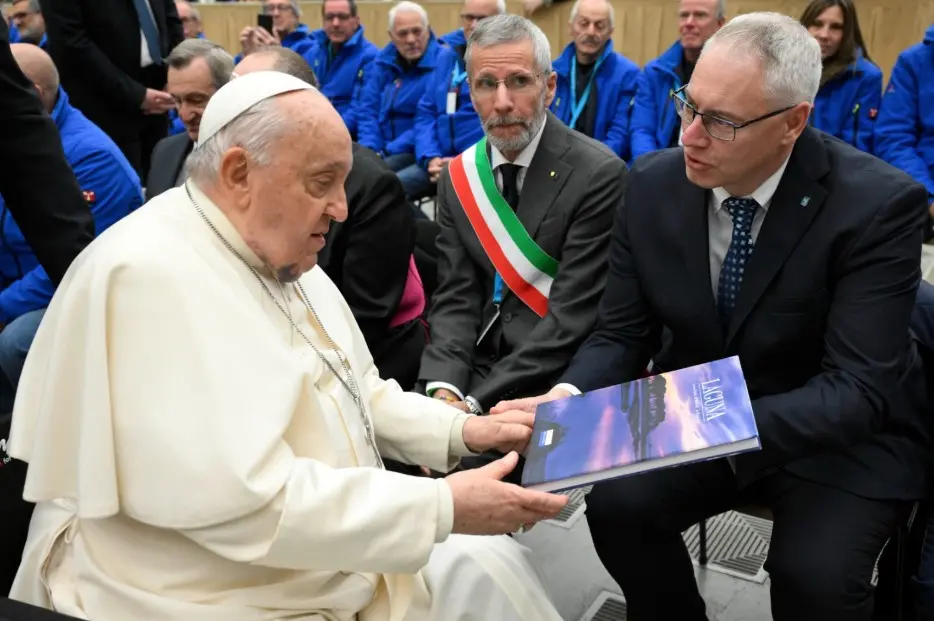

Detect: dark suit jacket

[0,19,93,287]
[561,127,933,500]
[319,144,422,388]
[146,132,192,200]
[42,0,183,142]
[419,113,628,410]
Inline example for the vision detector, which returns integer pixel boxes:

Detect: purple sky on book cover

[527,358,758,484]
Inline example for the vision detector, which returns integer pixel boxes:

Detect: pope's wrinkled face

[233,94,351,281]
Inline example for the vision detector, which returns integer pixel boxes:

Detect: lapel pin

[550,171,556,178]
[800,196,811,207]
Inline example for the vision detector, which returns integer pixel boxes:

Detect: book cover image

[522,357,759,491]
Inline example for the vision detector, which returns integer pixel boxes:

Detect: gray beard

[485,94,547,155]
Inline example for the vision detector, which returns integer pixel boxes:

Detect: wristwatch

[465,396,483,415]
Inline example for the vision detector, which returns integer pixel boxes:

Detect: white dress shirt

[555,156,791,398]
[426,118,549,405]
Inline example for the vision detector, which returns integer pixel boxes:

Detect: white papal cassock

[7,183,562,621]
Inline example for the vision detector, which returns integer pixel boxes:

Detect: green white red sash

[448,138,559,318]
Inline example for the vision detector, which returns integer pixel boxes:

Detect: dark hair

[252,45,320,88]
[799,0,870,86]
[322,0,358,18]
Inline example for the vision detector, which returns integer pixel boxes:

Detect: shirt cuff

[434,479,455,543]
[554,383,582,396]
[426,381,465,401]
[448,412,475,457]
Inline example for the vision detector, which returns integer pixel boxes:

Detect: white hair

[701,11,821,106]
[187,97,290,184]
[466,13,552,74]
[388,1,428,30]
[569,0,615,29]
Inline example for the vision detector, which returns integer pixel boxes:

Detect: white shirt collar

[488,115,548,171]
[712,155,791,213]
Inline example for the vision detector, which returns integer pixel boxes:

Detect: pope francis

[6,72,568,620]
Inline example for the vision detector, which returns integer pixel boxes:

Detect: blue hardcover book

[522,356,760,492]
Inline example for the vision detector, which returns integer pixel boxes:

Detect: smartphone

[257,13,273,32]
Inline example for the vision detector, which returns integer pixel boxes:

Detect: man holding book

[496,11,932,620]
[417,12,626,480]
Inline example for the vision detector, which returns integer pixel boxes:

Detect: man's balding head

[235,46,320,88]
[10,43,59,111]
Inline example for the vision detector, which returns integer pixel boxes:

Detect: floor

[516,489,773,620]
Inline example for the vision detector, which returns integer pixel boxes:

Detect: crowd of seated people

[2,0,934,619]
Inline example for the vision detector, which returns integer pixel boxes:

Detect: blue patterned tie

[133,0,163,65]
[717,197,759,327]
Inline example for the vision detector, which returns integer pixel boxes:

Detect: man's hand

[428,157,452,183]
[490,386,572,415]
[928,200,934,219]
[462,410,535,455]
[240,26,279,57]
[141,89,174,115]
[446,452,568,535]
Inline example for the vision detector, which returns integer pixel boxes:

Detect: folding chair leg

[698,520,708,565]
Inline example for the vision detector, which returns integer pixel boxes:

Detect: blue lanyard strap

[569,54,604,129]
[493,273,506,306]
[451,62,468,90]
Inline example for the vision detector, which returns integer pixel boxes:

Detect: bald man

[8,70,565,621]
[0,44,141,416]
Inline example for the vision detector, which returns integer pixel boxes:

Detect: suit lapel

[673,174,724,352]
[515,112,572,239]
[725,128,829,345]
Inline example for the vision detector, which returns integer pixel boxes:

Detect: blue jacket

[551,41,640,159]
[629,40,687,162]
[414,45,483,166]
[438,28,466,48]
[875,24,934,203]
[0,89,140,324]
[356,36,446,157]
[303,27,379,137]
[8,25,19,43]
[168,110,185,136]
[810,51,882,153]
[233,23,315,64]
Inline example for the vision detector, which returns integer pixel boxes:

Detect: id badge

[446,91,457,115]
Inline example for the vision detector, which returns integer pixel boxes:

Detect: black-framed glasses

[671,85,796,142]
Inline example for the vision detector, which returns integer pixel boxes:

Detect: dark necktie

[132,0,163,65]
[717,197,759,327]
[499,164,521,211]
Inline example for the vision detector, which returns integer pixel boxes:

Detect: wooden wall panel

[198,0,934,82]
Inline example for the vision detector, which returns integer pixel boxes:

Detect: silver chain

[185,184,384,469]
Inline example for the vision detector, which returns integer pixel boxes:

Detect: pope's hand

[445,452,568,535]
[462,410,534,455]
[489,387,571,415]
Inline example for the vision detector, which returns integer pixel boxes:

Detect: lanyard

[569,54,604,129]
[493,273,506,305]
[450,62,468,91]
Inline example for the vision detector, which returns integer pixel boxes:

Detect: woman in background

[800,0,882,153]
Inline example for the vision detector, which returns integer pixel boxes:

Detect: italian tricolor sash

[448,138,559,318]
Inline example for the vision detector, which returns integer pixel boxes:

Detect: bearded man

[5,70,567,620]
[417,14,626,478]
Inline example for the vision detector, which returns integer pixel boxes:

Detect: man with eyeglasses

[8,0,45,49]
[551,0,639,159]
[410,0,502,201]
[418,14,625,483]
[629,0,724,162]
[302,0,378,139]
[494,12,933,620]
[236,0,314,62]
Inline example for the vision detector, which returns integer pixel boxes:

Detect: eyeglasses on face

[470,71,547,96]
[671,85,795,142]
